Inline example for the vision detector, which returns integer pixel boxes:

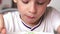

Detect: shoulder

[1,8,18,18]
[47,6,60,15]
[45,6,60,31]
[44,6,60,19]
[45,6,60,24]
[2,9,20,32]
[3,11,19,21]
[46,6,60,21]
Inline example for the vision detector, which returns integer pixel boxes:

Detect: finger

[0,26,4,32]
[1,28,6,34]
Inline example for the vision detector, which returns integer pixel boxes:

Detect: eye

[37,2,45,5]
[22,0,29,4]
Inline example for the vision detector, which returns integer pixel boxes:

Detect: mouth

[25,15,35,19]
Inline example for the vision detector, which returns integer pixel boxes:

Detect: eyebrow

[37,0,46,2]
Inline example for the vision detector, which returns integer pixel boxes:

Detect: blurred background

[0,0,60,11]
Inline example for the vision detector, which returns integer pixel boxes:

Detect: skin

[0,14,6,34]
[0,0,60,34]
[16,0,50,27]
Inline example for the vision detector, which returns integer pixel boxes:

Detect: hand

[57,26,60,34]
[0,14,6,34]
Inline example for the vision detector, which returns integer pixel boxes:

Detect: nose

[29,3,37,14]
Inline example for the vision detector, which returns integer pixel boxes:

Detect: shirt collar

[20,15,44,31]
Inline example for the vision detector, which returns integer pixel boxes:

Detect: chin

[27,20,36,23]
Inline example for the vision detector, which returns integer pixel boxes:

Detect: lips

[25,15,35,19]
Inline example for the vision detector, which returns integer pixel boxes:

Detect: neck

[22,18,41,27]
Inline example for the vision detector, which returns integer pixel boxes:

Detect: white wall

[48,0,60,11]
[2,0,12,6]
[0,0,12,10]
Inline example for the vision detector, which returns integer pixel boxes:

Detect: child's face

[15,0,50,23]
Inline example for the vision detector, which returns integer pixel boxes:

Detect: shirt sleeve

[51,9,60,31]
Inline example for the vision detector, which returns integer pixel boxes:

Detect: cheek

[17,2,27,15]
[36,6,47,17]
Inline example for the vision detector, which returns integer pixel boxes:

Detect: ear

[47,0,51,4]
[13,0,17,3]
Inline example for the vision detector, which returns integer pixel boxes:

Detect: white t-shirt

[3,7,60,33]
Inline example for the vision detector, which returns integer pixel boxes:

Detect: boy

[0,0,60,34]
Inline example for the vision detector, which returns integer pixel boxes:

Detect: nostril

[29,10,36,14]
[29,7,37,14]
